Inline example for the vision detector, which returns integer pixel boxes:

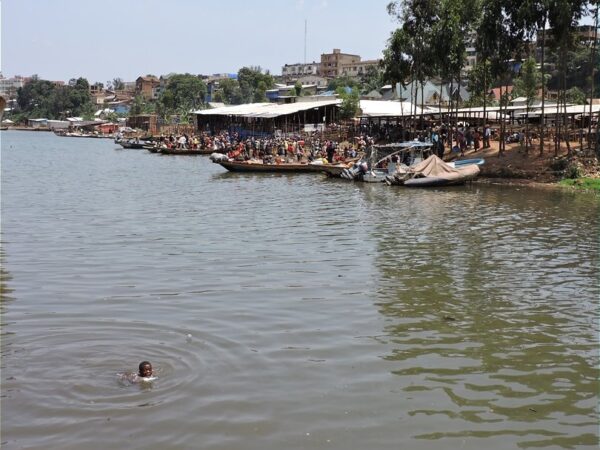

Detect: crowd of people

[131,122,500,162]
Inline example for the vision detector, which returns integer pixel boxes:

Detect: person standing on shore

[483,125,491,148]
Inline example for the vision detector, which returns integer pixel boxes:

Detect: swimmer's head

[138,361,153,377]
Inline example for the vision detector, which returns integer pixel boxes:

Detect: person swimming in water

[119,361,155,384]
[138,361,153,379]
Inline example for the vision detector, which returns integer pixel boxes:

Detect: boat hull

[217,161,317,173]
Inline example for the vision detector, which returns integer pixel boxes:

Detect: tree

[514,57,542,153]
[130,95,146,116]
[159,74,206,112]
[327,75,360,91]
[360,65,384,94]
[336,86,360,119]
[547,0,589,155]
[477,0,527,156]
[387,0,439,127]
[466,60,495,107]
[237,67,274,103]
[113,77,124,91]
[293,81,303,97]
[254,80,269,102]
[565,86,586,104]
[16,76,93,119]
[218,78,244,104]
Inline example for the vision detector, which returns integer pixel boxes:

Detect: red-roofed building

[490,86,514,102]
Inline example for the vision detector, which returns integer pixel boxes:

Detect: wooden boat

[120,140,149,149]
[310,162,352,177]
[157,148,213,155]
[214,159,318,173]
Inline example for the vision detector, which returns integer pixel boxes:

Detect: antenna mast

[304,19,307,65]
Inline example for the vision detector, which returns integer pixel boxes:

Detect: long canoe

[216,160,318,173]
[158,148,213,155]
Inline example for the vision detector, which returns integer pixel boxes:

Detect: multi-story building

[463,31,478,74]
[281,62,320,81]
[340,59,381,78]
[135,76,160,100]
[320,49,361,78]
[0,75,31,98]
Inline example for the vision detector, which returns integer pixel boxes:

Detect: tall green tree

[547,0,589,155]
[237,67,274,103]
[514,57,542,153]
[16,76,93,119]
[466,60,495,107]
[159,74,206,111]
[360,65,384,94]
[387,0,439,125]
[477,0,526,155]
[218,78,244,105]
[514,0,549,154]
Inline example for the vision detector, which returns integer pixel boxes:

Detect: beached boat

[386,154,483,187]
[332,141,435,183]
[210,153,317,173]
[215,160,318,173]
[157,148,214,155]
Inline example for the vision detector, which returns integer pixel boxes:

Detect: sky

[1,0,399,84]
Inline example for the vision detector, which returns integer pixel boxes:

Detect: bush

[564,162,583,179]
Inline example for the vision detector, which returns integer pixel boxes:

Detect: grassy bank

[559,177,600,192]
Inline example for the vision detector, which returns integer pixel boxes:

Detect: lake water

[1,131,598,450]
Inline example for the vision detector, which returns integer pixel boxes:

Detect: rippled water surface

[2,131,598,449]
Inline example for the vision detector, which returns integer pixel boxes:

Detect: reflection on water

[369,184,599,448]
[1,131,598,450]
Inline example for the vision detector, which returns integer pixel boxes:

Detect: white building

[0,76,28,97]
[281,62,320,80]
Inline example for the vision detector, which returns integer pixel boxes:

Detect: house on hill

[135,76,160,100]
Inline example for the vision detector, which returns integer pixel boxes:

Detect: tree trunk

[563,61,571,155]
[449,79,454,149]
[499,84,504,156]
[420,81,425,132]
[525,104,530,155]
[555,86,560,157]
[438,78,443,127]
[483,61,487,138]
[588,6,598,154]
[540,24,546,156]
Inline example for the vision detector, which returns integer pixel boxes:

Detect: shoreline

[5,127,598,189]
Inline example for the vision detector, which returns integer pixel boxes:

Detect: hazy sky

[1,0,398,83]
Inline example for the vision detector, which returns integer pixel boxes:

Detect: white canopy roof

[523,104,600,117]
[192,99,341,119]
[359,100,424,117]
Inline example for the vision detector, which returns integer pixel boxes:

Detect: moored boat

[387,154,483,187]
[157,148,214,155]
[210,153,317,173]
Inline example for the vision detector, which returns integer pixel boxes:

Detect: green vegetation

[14,76,94,120]
[559,177,600,191]
[156,73,207,121]
[212,67,274,104]
[382,0,597,156]
[336,86,360,119]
